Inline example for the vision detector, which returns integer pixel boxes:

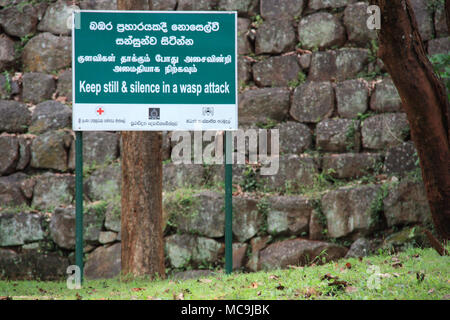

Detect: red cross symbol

[96,107,104,115]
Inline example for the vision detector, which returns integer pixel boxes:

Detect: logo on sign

[202,106,214,117]
[96,107,104,115]
[149,107,160,120]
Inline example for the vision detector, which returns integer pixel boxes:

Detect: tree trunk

[118,0,165,278]
[370,0,450,240]
[446,0,450,33]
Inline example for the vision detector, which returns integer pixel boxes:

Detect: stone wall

[0,0,448,280]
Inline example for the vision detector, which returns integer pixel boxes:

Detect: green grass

[0,247,448,300]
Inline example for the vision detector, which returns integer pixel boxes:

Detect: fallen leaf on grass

[328,280,350,290]
[428,289,435,294]
[269,275,279,280]
[275,284,285,290]
[345,262,352,269]
[321,273,338,281]
[0,296,12,300]
[345,286,358,293]
[75,293,82,300]
[250,282,259,289]
[416,272,425,282]
[392,262,403,268]
[131,287,145,292]
[300,287,321,298]
[198,278,212,284]
[173,292,184,300]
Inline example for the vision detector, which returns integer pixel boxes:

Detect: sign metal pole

[225,131,233,274]
[75,131,84,283]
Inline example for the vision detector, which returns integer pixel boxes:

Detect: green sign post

[72,10,237,281]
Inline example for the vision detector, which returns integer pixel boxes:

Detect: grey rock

[49,206,75,249]
[104,201,121,232]
[428,37,450,56]
[151,0,177,10]
[336,79,369,118]
[309,209,326,240]
[345,237,371,258]
[22,32,71,73]
[315,119,360,152]
[99,231,117,244]
[0,4,39,37]
[233,196,263,242]
[85,162,121,201]
[308,0,357,10]
[169,190,225,238]
[238,56,252,84]
[0,173,33,207]
[30,130,72,171]
[246,235,271,271]
[299,53,312,70]
[384,180,431,228]
[0,100,31,133]
[218,0,258,15]
[253,55,301,87]
[435,5,449,38]
[0,248,68,280]
[410,0,433,41]
[343,2,377,46]
[255,19,296,54]
[291,81,334,123]
[80,0,118,10]
[165,233,224,268]
[0,34,15,72]
[259,154,318,190]
[29,100,72,133]
[382,226,429,251]
[178,0,217,11]
[22,73,56,104]
[0,211,43,246]
[37,0,74,35]
[370,78,402,112]
[298,12,346,50]
[322,184,381,238]
[16,135,33,170]
[85,243,121,279]
[163,162,204,190]
[384,141,419,175]
[361,113,410,150]
[266,195,314,236]
[83,131,119,165]
[233,242,248,270]
[0,134,19,175]
[260,0,304,20]
[277,121,312,154]
[238,18,252,55]
[239,87,290,124]
[56,69,72,101]
[309,49,369,81]
[322,153,382,179]
[31,172,74,210]
[0,74,19,99]
[259,238,348,270]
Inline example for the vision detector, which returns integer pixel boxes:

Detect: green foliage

[256,197,270,235]
[164,188,199,229]
[240,165,260,192]
[1,71,12,96]
[429,53,450,101]
[288,71,307,88]
[255,118,277,129]
[251,14,263,28]
[368,39,379,63]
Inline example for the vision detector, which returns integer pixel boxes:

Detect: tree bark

[369,0,450,240]
[118,0,165,278]
[446,0,450,33]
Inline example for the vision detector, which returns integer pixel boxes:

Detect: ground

[0,247,449,300]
